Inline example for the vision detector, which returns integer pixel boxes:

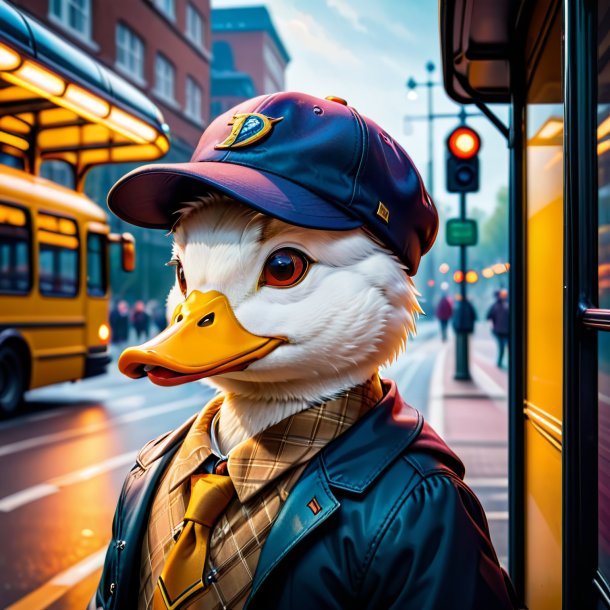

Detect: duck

[119,189,421,453]
[94,91,517,610]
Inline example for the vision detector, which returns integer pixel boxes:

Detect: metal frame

[563,1,600,608]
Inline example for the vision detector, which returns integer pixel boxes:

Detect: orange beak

[118,290,286,386]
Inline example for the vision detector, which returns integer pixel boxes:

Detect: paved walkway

[427,325,509,566]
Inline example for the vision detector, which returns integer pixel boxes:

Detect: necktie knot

[184,473,235,527]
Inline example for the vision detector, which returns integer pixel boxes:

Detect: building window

[185,76,203,123]
[116,23,145,83]
[49,0,92,41]
[154,53,175,103]
[185,3,204,48]
[152,0,175,21]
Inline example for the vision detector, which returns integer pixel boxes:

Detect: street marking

[49,451,137,487]
[486,511,509,521]
[465,477,508,488]
[428,342,449,436]
[470,363,507,405]
[0,484,59,512]
[0,451,138,512]
[0,394,204,457]
[5,547,106,610]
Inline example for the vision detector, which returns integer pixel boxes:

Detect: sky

[211,0,510,219]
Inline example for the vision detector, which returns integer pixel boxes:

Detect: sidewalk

[431,326,509,565]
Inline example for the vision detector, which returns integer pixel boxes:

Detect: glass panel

[0,203,30,293]
[87,233,107,297]
[526,5,564,421]
[38,213,79,297]
[599,331,610,583]
[599,0,610,309]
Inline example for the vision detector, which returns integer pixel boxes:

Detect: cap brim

[107,161,363,231]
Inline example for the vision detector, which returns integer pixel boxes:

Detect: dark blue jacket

[90,381,517,609]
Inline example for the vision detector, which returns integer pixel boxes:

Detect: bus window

[40,160,75,190]
[87,233,107,297]
[597,0,610,587]
[0,203,31,294]
[38,212,79,297]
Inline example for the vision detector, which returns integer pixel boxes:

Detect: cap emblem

[376,201,390,223]
[215,113,283,150]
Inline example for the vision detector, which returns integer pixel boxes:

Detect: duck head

[118,192,421,404]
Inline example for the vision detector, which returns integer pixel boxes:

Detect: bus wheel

[0,345,25,416]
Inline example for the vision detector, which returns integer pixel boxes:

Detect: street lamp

[406,61,439,306]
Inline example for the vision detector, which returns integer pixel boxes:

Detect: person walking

[487,289,510,368]
[435,294,453,342]
[110,300,130,345]
[132,300,151,341]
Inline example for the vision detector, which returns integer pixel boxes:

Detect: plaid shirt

[138,376,383,609]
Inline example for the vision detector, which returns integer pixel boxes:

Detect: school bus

[441,0,610,608]
[0,2,170,416]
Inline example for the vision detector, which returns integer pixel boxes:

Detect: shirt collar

[167,376,384,502]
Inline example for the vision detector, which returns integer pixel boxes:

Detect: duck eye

[261,248,310,288]
[176,262,187,297]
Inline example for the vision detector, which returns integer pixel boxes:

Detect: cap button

[325,95,348,106]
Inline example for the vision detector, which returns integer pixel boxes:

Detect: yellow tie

[153,473,235,610]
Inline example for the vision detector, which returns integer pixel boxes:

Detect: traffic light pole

[455,192,472,380]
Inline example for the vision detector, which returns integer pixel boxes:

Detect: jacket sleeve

[359,474,518,610]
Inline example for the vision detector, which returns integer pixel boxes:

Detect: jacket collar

[245,379,423,608]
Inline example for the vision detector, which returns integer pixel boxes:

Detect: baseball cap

[107,91,438,275]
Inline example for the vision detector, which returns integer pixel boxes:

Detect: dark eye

[176,261,187,297]
[261,248,310,288]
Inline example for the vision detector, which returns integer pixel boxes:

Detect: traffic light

[446,126,480,193]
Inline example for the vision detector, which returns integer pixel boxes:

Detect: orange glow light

[439,263,450,274]
[453,270,464,283]
[448,127,480,159]
[98,323,110,343]
[15,61,65,96]
[482,268,494,279]
[0,43,20,70]
[465,270,479,284]
[64,84,110,118]
[493,263,508,275]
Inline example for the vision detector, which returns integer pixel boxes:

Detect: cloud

[281,11,362,68]
[325,0,367,33]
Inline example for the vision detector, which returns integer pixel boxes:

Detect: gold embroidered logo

[215,113,283,149]
[376,201,390,223]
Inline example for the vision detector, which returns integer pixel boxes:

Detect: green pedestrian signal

[446,218,478,246]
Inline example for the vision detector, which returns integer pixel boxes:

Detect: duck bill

[118,290,285,387]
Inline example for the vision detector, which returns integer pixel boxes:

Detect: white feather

[167,193,421,453]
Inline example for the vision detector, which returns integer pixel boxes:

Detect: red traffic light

[447,127,481,159]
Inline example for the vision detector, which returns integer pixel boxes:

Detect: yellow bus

[0,2,170,415]
[441,0,610,608]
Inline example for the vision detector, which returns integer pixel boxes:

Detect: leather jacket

[89,381,517,609]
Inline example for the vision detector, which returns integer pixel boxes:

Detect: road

[0,321,508,609]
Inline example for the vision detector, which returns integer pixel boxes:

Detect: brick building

[210,6,289,119]
[6,0,212,301]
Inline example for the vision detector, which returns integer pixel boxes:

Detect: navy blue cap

[107,91,438,275]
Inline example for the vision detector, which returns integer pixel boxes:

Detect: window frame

[185,3,204,49]
[0,201,32,296]
[185,75,203,124]
[86,232,108,298]
[37,211,81,299]
[48,0,93,45]
[154,52,176,103]
[152,0,176,22]
[115,22,146,85]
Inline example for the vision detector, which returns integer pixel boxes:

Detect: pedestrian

[487,288,510,368]
[435,293,453,341]
[110,300,130,344]
[150,300,167,333]
[452,295,477,335]
[131,300,150,341]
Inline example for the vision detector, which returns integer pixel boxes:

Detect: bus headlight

[98,323,110,343]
